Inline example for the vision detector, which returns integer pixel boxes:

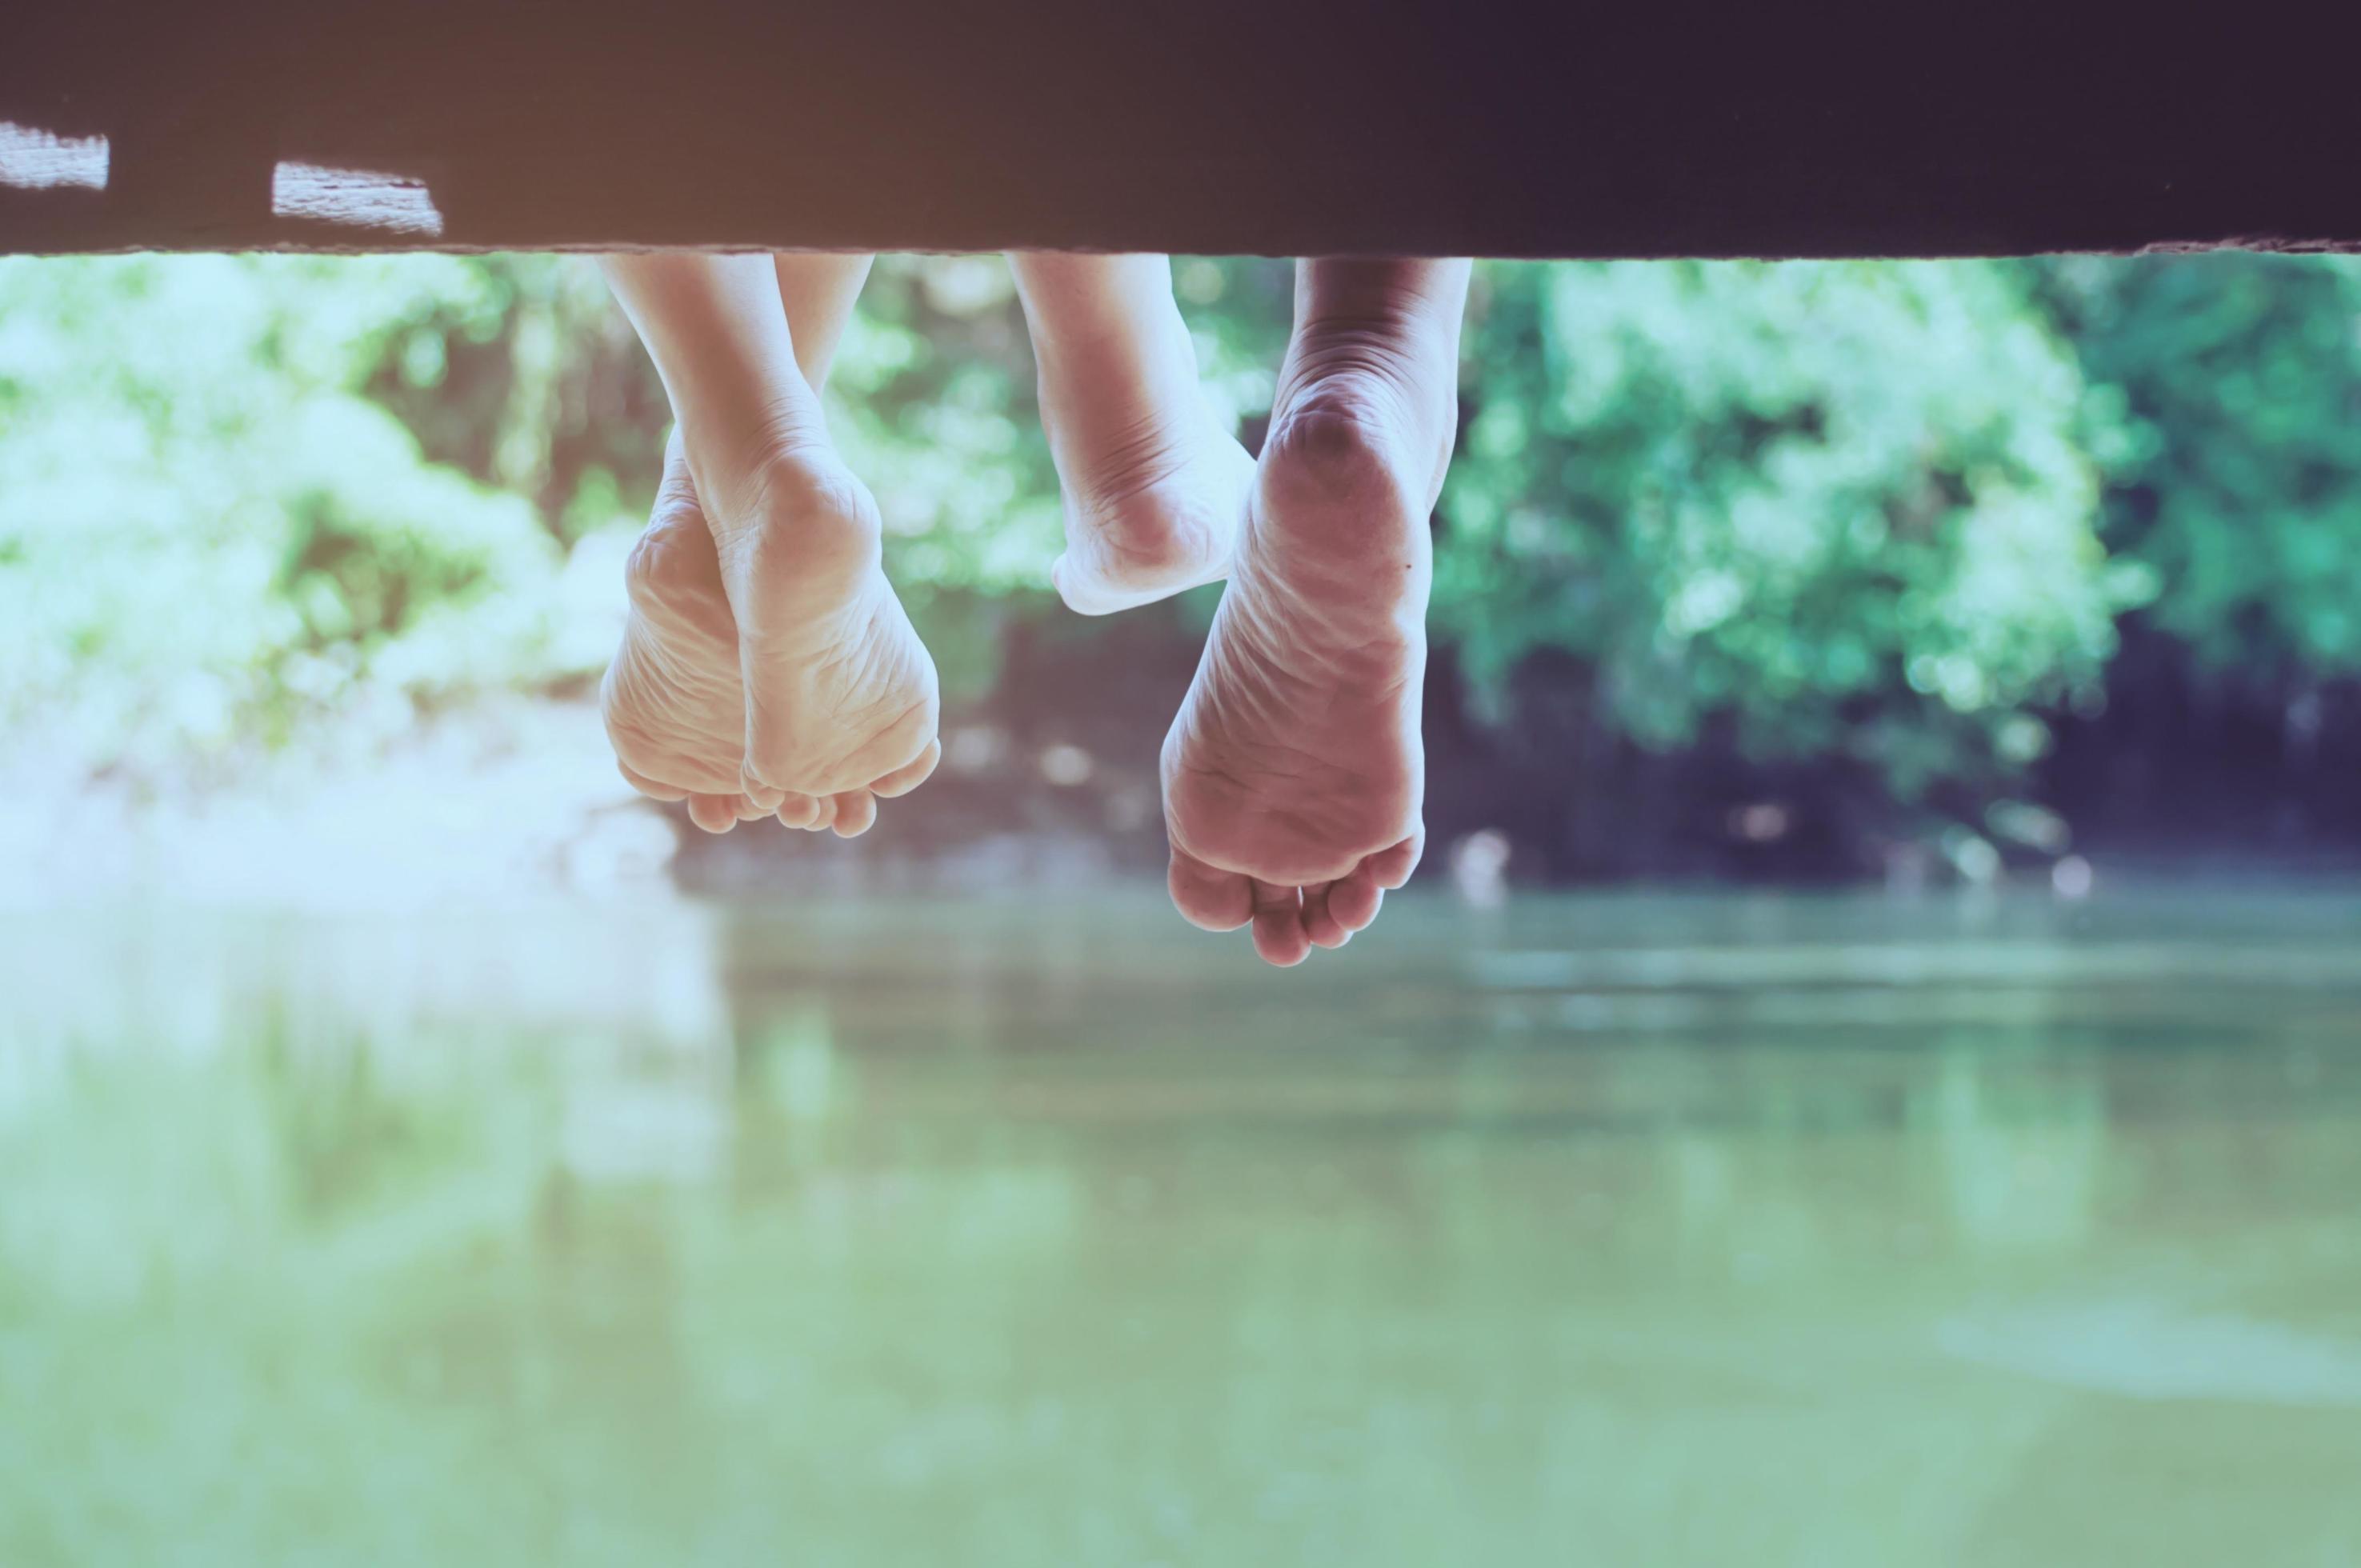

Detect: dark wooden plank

[4,5,2356,258]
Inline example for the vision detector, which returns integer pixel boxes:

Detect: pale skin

[598,250,1470,966]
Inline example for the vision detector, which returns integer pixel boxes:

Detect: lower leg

[599,253,828,518]
[772,253,874,392]
[1011,252,1198,405]
[1007,252,1253,614]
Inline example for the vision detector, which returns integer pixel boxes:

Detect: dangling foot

[1046,398,1253,615]
[1014,253,1255,614]
[602,436,940,836]
[1158,259,1469,965]
[1160,396,1432,963]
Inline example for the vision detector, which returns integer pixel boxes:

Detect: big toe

[870,738,942,800]
[1169,846,1253,932]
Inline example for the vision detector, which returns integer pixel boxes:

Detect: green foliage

[5,248,2355,822]
[832,257,1061,594]
[822,259,1064,701]
[1441,261,2147,796]
[0,255,606,780]
[2024,252,2361,680]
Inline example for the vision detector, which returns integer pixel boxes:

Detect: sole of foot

[1159,391,1437,966]
[603,438,941,838]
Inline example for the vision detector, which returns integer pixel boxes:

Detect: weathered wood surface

[2,6,2353,258]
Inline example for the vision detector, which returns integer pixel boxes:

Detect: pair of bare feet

[599,254,1469,966]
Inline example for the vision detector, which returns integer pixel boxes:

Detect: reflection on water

[3,890,2359,1565]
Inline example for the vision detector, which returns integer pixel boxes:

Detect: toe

[804,794,838,834]
[686,794,740,834]
[774,793,820,830]
[738,772,786,814]
[829,790,877,838]
[618,761,690,802]
[1169,847,1253,932]
[1250,879,1313,967]
[871,738,942,799]
[1367,832,1425,890]
[732,794,771,822]
[1302,881,1351,950]
[1329,862,1384,932]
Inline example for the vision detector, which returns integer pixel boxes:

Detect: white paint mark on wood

[270,160,444,236]
[0,123,110,191]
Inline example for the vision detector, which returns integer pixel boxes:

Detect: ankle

[1040,346,1231,533]
[706,440,882,599]
[683,390,835,521]
[1058,400,1202,514]
[1035,303,1207,454]
[1275,326,1459,502]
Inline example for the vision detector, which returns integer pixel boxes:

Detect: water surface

[4,889,2359,1564]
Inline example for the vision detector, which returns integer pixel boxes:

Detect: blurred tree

[14,248,2360,866]
[2018,252,2361,847]
[355,254,667,546]
[2026,252,2361,682]
[0,255,602,782]
[1439,261,2148,802]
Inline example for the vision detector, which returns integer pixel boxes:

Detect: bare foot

[1161,396,1434,964]
[602,436,941,837]
[1047,397,1254,615]
[1158,258,1468,966]
[1013,254,1255,615]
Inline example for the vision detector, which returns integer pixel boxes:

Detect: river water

[3,888,2359,1564]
